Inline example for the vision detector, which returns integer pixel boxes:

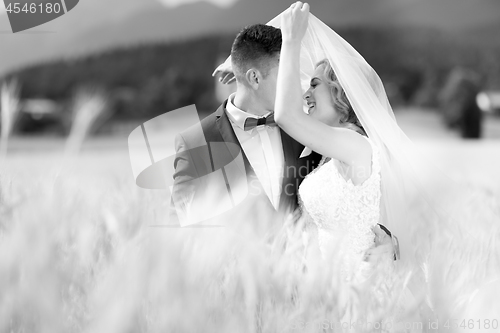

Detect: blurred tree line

[2,36,233,121]
[1,25,499,131]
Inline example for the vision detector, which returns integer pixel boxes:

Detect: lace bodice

[298,137,382,281]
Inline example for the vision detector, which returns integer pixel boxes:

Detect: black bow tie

[243,113,277,131]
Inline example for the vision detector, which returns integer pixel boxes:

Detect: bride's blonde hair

[316,59,366,136]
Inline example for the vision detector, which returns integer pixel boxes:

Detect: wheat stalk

[64,87,108,158]
[50,86,109,186]
[0,79,21,164]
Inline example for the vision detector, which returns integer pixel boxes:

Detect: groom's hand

[212,61,235,84]
[363,224,395,263]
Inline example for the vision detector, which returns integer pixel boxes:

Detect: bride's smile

[302,67,342,127]
[306,100,315,114]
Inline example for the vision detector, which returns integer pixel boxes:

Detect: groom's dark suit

[170,100,322,231]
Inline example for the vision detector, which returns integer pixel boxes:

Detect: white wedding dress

[297,138,419,332]
[298,137,381,283]
[297,137,400,331]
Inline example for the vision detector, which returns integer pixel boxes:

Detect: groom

[170,24,396,259]
[170,24,320,233]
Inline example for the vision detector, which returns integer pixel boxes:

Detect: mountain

[0,0,499,77]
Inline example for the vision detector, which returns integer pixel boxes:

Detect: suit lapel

[214,101,305,213]
[280,127,301,166]
[278,128,302,212]
[214,101,255,178]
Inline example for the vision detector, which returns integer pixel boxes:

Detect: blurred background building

[1,0,499,139]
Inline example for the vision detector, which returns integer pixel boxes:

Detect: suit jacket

[169,100,322,232]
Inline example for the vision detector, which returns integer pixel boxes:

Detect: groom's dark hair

[231,24,282,81]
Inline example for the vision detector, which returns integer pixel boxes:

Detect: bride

[274,2,410,327]
[273,4,500,331]
[275,2,384,283]
[214,1,471,330]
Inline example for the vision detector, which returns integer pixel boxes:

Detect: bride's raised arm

[274,2,371,167]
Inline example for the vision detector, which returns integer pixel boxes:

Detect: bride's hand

[281,1,310,43]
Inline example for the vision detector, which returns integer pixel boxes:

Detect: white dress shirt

[225,93,284,209]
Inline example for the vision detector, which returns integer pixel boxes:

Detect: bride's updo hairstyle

[316,59,367,137]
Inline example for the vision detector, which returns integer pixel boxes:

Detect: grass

[0,114,499,332]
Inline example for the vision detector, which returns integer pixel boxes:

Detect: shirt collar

[299,146,313,158]
[227,93,311,157]
[225,93,271,131]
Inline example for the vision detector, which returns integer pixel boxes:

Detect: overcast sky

[157,0,238,7]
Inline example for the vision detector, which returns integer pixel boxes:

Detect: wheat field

[0,103,499,332]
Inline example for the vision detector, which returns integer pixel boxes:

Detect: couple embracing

[170,2,433,325]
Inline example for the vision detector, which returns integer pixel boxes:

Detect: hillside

[4,24,497,126]
[0,0,499,76]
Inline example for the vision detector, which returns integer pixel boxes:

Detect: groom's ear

[245,69,261,89]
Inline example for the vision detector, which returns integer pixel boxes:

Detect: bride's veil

[218,9,491,308]
[276,11,450,260]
